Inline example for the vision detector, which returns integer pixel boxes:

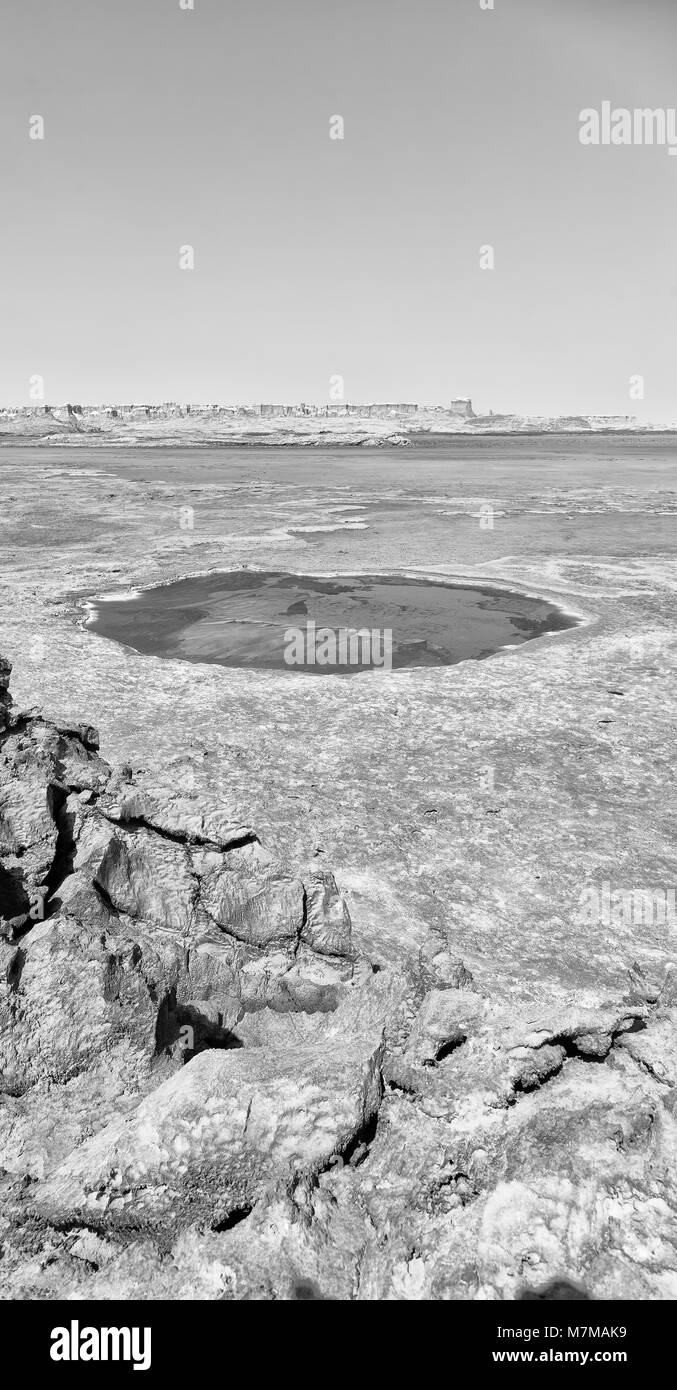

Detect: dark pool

[85,571,577,674]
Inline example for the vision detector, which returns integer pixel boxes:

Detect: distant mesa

[0,397,654,439]
[449,397,475,418]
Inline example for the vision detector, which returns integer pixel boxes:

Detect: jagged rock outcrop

[0,657,12,736]
[0,656,676,1301]
[0,660,361,1091]
[33,1023,385,1232]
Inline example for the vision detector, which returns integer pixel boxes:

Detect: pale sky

[1,0,676,418]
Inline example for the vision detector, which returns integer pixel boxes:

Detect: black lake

[85,571,577,673]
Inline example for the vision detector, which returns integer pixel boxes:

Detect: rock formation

[0,656,675,1300]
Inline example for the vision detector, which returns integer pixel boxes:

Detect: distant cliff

[0,402,657,446]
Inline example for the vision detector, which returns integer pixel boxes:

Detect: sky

[1,0,676,418]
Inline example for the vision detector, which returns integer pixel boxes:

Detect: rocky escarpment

[0,655,676,1300]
